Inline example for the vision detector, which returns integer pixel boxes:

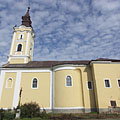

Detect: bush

[3,111,15,120]
[0,109,4,120]
[20,102,40,118]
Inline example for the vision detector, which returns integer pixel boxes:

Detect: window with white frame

[6,78,13,88]
[104,79,111,88]
[66,75,72,87]
[32,78,38,89]
[17,44,22,51]
[87,81,92,90]
[117,79,120,88]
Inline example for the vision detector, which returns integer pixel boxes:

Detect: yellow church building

[0,8,120,113]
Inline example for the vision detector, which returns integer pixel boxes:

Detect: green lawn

[13,113,120,120]
[14,118,49,120]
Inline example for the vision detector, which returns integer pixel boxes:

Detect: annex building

[0,8,120,113]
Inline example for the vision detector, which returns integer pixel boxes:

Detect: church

[0,8,120,113]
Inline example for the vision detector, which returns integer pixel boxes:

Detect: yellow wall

[76,67,96,109]
[54,69,83,107]
[10,58,24,64]
[0,72,17,108]
[20,72,50,108]
[92,63,120,109]
[54,67,95,109]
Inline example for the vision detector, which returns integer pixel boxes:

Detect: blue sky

[0,0,120,65]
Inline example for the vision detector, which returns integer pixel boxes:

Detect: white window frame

[18,34,24,40]
[104,79,111,88]
[31,77,38,89]
[117,79,120,88]
[6,77,13,88]
[65,75,73,87]
[16,43,23,52]
[87,81,93,90]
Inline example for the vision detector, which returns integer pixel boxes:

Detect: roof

[3,61,90,68]
[92,58,120,62]
[3,58,120,68]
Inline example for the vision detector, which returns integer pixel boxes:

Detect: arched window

[6,78,13,88]
[32,78,38,89]
[17,44,22,51]
[18,34,24,39]
[20,35,23,39]
[66,75,72,87]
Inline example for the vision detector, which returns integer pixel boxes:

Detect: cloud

[0,0,120,66]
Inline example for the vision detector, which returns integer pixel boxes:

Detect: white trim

[104,78,111,88]
[15,40,26,42]
[50,71,52,109]
[86,81,93,90]
[65,75,73,87]
[1,107,51,110]
[31,77,39,89]
[24,58,27,63]
[54,67,75,72]
[12,71,21,108]
[116,78,120,88]
[10,32,16,55]
[5,77,13,88]
[52,70,54,109]
[9,56,29,58]
[0,71,5,101]
[1,70,51,72]
[40,107,51,110]
[54,107,84,109]
[25,32,30,55]
[15,52,22,55]
[90,61,120,65]
[14,25,33,30]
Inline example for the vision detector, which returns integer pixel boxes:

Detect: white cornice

[90,61,120,65]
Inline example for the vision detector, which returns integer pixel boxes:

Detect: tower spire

[22,7,32,27]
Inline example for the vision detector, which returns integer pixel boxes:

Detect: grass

[15,118,49,120]
[14,112,120,120]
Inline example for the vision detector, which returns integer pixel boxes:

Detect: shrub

[0,109,4,120]
[3,111,15,120]
[40,108,49,119]
[20,102,40,118]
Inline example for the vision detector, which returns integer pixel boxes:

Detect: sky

[0,0,120,65]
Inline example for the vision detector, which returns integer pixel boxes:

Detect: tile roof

[3,60,90,68]
[3,58,120,68]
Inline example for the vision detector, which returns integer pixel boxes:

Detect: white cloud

[93,0,120,11]
[0,0,120,66]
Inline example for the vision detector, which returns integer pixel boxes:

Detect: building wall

[0,72,17,108]
[1,63,120,112]
[54,66,95,112]
[20,72,50,108]
[92,63,120,112]
[54,69,83,108]
[9,59,25,64]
